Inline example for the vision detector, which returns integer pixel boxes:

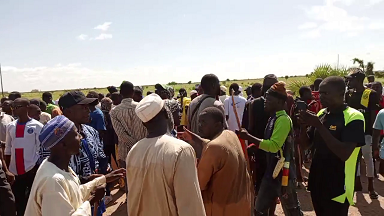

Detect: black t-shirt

[345,89,379,135]
[249,97,270,139]
[307,106,365,200]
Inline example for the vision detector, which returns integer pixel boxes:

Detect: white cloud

[299,0,384,38]
[77,34,88,40]
[300,29,321,38]
[94,22,112,31]
[368,0,383,6]
[369,21,384,29]
[298,22,318,30]
[94,33,113,40]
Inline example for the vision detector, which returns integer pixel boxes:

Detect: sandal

[369,191,379,199]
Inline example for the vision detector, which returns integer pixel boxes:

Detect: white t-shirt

[5,119,43,175]
[219,95,229,104]
[224,95,247,132]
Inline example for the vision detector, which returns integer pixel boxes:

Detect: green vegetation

[6,62,383,100]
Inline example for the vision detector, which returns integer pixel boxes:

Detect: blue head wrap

[39,115,75,150]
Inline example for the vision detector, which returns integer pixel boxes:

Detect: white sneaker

[104,196,113,205]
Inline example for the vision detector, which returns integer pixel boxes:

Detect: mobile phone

[296,100,307,111]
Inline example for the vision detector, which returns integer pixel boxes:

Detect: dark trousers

[311,191,349,216]
[0,168,16,216]
[12,165,37,216]
[104,144,116,165]
[255,178,303,216]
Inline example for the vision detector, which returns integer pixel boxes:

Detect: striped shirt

[110,98,147,161]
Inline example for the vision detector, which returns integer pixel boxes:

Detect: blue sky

[1,0,384,92]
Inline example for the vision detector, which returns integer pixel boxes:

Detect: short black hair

[111,92,121,100]
[120,81,134,96]
[200,74,219,92]
[28,104,40,111]
[134,86,143,93]
[30,99,40,106]
[229,83,240,93]
[299,86,312,98]
[200,107,224,124]
[146,91,153,96]
[251,83,262,92]
[42,92,52,99]
[107,86,118,94]
[321,76,346,94]
[314,78,323,88]
[87,91,99,99]
[9,91,21,100]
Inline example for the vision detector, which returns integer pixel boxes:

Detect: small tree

[366,62,375,76]
[284,75,289,80]
[226,78,230,81]
[187,81,192,84]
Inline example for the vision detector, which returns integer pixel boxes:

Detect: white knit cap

[135,93,165,123]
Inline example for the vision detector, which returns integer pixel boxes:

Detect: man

[0,148,15,216]
[249,83,262,101]
[8,91,21,101]
[28,104,42,122]
[126,93,205,216]
[25,115,125,216]
[224,83,247,132]
[312,78,323,110]
[245,74,278,195]
[133,86,143,102]
[219,85,229,104]
[30,99,51,125]
[367,75,375,84]
[42,92,61,116]
[188,74,226,137]
[111,92,122,107]
[245,86,252,100]
[299,76,365,215]
[110,81,147,192]
[178,88,191,126]
[59,91,108,172]
[155,83,181,132]
[190,90,198,100]
[2,100,13,116]
[4,98,44,215]
[238,82,303,216]
[297,86,322,114]
[87,91,107,138]
[0,103,14,148]
[183,107,252,216]
[345,68,378,199]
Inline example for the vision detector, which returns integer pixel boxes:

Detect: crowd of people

[0,69,383,216]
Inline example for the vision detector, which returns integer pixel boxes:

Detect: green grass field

[11,76,384,100]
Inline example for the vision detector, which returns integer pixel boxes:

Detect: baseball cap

[345,68,365,79]
[220,85,227,92]
[135,93,165,123]
[59,91,98,110]
[155,84,168,91]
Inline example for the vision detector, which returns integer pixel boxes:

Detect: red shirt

[311,91,323,114]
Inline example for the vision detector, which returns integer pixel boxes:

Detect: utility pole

[337,54,339,69]
[0,64,3,97]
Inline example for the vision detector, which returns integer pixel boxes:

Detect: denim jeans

[255,177,303,216]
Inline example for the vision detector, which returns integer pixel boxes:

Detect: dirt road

[106,166,384,216]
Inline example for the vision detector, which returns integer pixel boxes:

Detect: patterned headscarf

[39,115,75,150]
[101,97,113,112]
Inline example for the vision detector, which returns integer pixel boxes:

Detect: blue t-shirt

[88,108,106,131]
